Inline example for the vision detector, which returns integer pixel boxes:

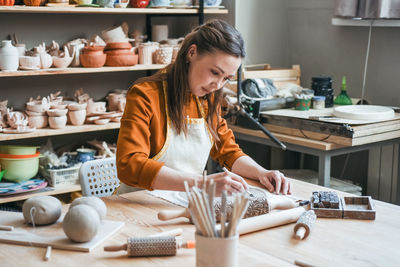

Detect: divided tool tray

[310,191,375,220]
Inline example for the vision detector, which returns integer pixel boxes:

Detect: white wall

[235,0,289,67]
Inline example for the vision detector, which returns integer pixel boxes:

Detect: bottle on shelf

[334,76,352,105]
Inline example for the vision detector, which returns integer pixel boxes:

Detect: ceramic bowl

[46,109,68,117]
[101,26,128,43]
[94,118,110,125]
[105,53,138,66]
[0,156,39,182]
[0,145,38,155]
[80,53,106,68]
[68,110,86,126]
[28,115,48,129]
[50,103,68,110]
[68,102,87,111]
[26,102,48,113]
[48,115,67,129]
[25,110,46,116]
[19,56,41,70]
[52,56,73,68]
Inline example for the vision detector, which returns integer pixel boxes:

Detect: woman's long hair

[135,19,245,145]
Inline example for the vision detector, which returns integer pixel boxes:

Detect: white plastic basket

[79,157,120,197]
[40,164,81,187]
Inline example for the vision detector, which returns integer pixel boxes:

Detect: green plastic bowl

[0,145,39,155]
[0,157,39,183]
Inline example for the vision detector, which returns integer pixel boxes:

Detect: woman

[116,19,291,196]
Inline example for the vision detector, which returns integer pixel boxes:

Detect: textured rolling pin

[158,187,297,222]
[104,236,195,257]
[293,210,317,240]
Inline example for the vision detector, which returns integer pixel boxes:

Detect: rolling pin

[293,210,316,240]
[104,236,195,257]
[158,187,297,222]
[236,206,306,235]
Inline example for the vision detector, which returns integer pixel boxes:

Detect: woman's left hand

[258,170,291,195]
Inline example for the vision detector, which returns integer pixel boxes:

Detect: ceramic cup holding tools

[195,232,238,267]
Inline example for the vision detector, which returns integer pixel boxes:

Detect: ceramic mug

[76,148,96,163]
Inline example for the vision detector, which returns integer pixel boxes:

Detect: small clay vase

[68,110,86,126]
[48,115,67,129]
[0,40,19,71]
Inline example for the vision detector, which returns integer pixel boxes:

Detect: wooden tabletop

[0,179,399,267]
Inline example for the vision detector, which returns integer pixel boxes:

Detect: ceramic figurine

[33,43,52,69]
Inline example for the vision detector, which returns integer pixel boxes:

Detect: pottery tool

[293,210,316,240]
[0,225,14,231]
[44,246,52,261]
[103,236,195,257]
[157,186,297,222]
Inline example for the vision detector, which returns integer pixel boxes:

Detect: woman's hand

[258,170,291,195]
[204,170,249,196]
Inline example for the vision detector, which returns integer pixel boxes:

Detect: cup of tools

[195,231,238,267]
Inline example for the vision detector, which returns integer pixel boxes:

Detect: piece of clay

[70,196,107,220]
[22,196,62,225]
[63,204,100,242]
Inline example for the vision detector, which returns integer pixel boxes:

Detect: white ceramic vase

[0,40,19,71]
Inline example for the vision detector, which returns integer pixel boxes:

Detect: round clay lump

[63,204,100,242]
[22,195,62,225]
[70,196,107,220]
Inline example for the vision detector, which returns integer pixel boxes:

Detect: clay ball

[63,204,100,243]
[70,196,107,220]
[22,196,62,225]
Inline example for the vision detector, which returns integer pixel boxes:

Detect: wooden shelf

[332,18,400,27]
[0,184,81,204]
[0,6,228,15]
[0,64,167,78]
[0,122,120,141]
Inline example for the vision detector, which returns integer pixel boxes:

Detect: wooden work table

[0,179,399,267]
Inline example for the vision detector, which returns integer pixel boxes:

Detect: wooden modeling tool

[104,236,195,257]
[0,225,14,231]
[44,246,52,261]
[158,187,296,222]
[293,210,316,240]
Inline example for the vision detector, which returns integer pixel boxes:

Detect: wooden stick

[0,225,14,231]
[220,190,227,238]
[44,246,52,261]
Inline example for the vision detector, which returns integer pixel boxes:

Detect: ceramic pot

[152,25,168,42]
[105,53,138,66]
[68,109,86,126]
[0,40,19,71]
[105,42,132,50]
[80,53,106,68]
[52,55,73,68]
[138,43,158,65]
[82,46,105,56]
[130,0,149,7]
[19,56,41,70]
[48,115,67,129]
[154,45,173,64]
[0,0,15,5]
[46,109,68,117]
[68,102,87,111]
[28,115,48,129]
[87,101,106,114]
[101,26,127,43]
[23,0,42,6]
[76,148,96,163]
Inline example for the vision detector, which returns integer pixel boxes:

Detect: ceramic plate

[0,180,48,196]
[77,4,100,7]
[333,105,395,120]
[2,127,36,134]
[151,5,172,8]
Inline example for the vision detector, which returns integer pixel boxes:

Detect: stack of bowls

[104,42,138,66]
[0,145,40,183]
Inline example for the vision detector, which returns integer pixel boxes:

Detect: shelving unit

[331,17,400,27]
[0,3,228,204]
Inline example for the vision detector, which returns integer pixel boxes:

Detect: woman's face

[187,45,242,97]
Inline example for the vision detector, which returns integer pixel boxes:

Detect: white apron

[117,75,213,205]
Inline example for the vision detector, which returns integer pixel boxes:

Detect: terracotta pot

[23,0,42,6]
[105,53,138,67]
[48,115,67,129]
[105,42,132,50]
[0,0,15,6]
[130,0,149,7]
[82,46,105,56]
[28,115,48,129]
[68,110,86,126]
[80,53,106,68]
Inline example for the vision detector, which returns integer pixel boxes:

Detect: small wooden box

[310,197,343,218]
[342,196,376,220]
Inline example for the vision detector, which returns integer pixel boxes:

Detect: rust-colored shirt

[116,80,246,190]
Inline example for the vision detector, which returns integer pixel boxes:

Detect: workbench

[229,110,400,187]
[0,179,399,267]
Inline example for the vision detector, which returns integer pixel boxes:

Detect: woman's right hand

[204,170,249,196]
